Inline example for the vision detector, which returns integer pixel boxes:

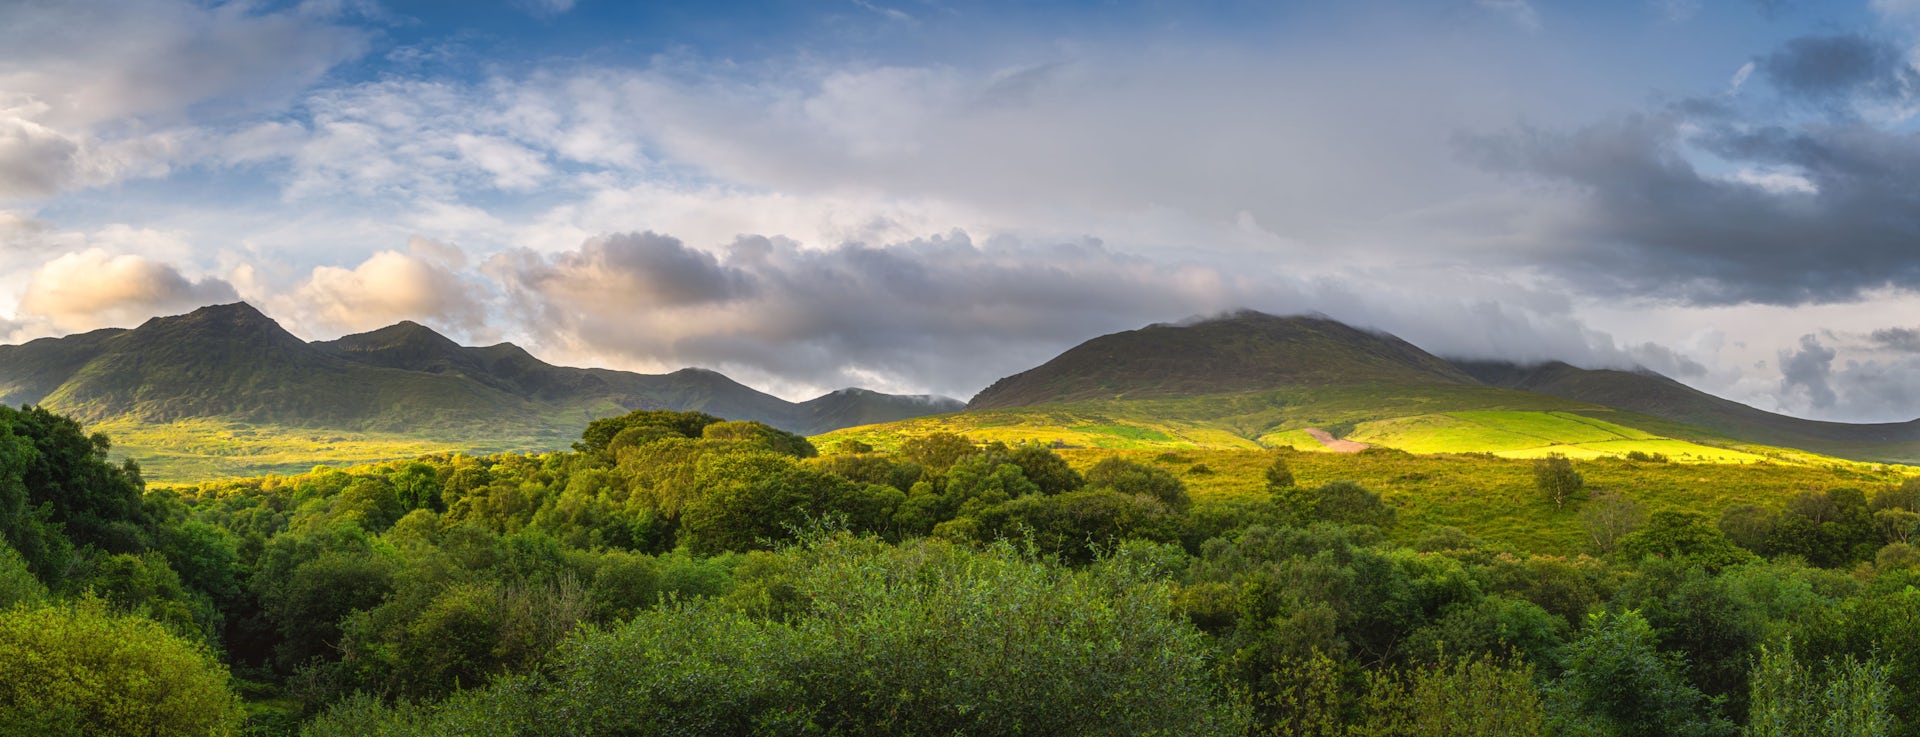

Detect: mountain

[1456,360,1920,463]
[968,311,1476,410]
[916,310,1920,466]
[801,389,964,432]
[0,302,960,443]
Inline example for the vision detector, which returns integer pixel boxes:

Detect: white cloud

[1728,61,1756,94]
[289,248,487,334]
[18,249,237,332]
[1724,167,1819,195]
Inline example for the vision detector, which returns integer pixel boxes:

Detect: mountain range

[0,302,961,440]
[5,304,1917,478]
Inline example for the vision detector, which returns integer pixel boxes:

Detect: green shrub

[0,599,243,737]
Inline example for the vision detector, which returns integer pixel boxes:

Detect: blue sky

[5,0,1920,420]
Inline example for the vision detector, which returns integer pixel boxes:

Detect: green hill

[1457,360,1920,463]
[966,311,1475,410]
[828,311,1913,468]
[0,303,960,479]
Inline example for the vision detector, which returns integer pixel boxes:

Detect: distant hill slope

[937,310,1920,465]
[967,311,1476,410]
[1456,360,1920,463]
[0,303,961,478]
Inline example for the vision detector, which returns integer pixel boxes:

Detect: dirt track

[1303,428,1369,453]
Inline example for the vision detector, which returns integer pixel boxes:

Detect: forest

[3,404,1920,736]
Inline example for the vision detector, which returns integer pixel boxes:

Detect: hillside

[1457,360,1920,463]
[966,311,1476,410]
[830,311,1916,467]
[0,303,960,478]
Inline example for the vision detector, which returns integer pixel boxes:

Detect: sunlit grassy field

[1050,446,1915,555]
[99,418,568,482]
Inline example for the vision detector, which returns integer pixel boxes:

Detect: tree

[1546,610,1733,737]
[1616,511,1754,569]
[1084,457,1189,512]
[1533,455,1583,509]
[1005,444,1083,496]
[575,409,722,455]
[1356,654,1544,737]
[1748,638,1892,737]
[899,432,977,473]
[0,599,243,737]
[1311,481,1395,529]
[1265,454,1296,490]
[701,420,817,458]
[1581,490,1646,554]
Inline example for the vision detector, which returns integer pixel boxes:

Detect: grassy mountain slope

[0,327,129,407]
[828,312,1888,468]
[821,383,1830,467]
[42,304,535,431]
[966,311,1475,410]
[1457,360,1920,463]
[0,303,960,479]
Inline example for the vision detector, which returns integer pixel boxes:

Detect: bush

[0,599,243,737]
[310,535,1247,736]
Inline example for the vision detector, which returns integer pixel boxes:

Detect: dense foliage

[7,405,1920,735]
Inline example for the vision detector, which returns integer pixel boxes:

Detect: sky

[4,0,1920,420]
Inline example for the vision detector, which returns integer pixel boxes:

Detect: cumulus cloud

[18,249,237,331]
[1765,332,1920,421]
[291,247,487,334]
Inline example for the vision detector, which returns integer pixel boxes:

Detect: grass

[815,390,1920,555]
[1051,447,1918,555]
[99,418,572,482]
[818,389,1870,471]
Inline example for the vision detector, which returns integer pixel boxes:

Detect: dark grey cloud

[1460,104,1920,306]
[1871,327,1920,353]
[492,232,753,312]
[488,231,1263,395]
[1779,333,1837,410]
[1760,33,1918,109]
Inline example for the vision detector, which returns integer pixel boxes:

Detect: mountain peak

[968,312,1474,410]
[328,320,462,353]
[175,301,273,324]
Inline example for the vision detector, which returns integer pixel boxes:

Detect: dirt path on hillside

[1303,428,1370,453]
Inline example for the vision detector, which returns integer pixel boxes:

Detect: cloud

[1759,33,1919,111]
[0,0,370,197]
[1459,108,1920,306]
[0,115,81,198]
[1727,61,1756,94]
[1778,334,1837,411]
[18,249,237,331]
[1870,326,1920,352]
[486,230,1274,395]
[290,247,487,334]
[480,228,1704,399]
